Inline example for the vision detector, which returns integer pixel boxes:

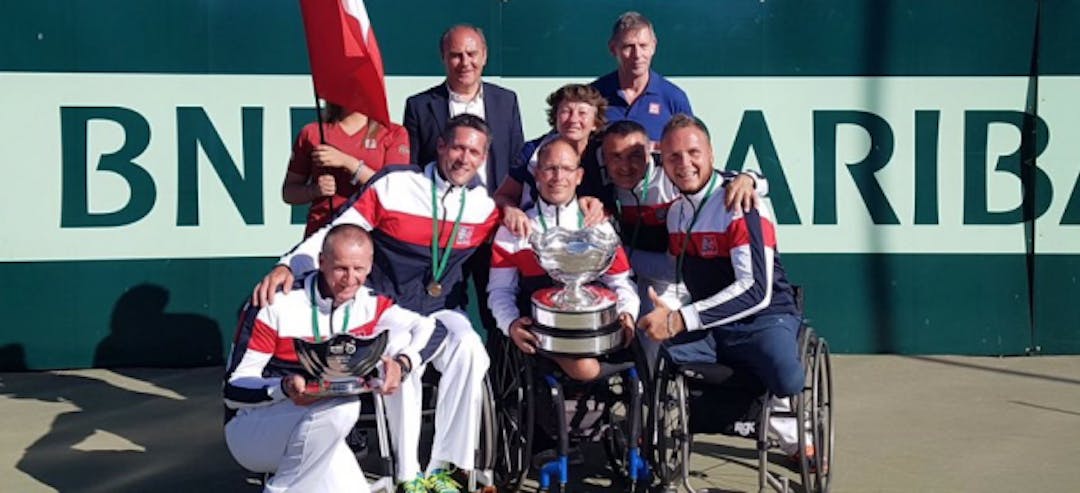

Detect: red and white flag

[298,0,390,125]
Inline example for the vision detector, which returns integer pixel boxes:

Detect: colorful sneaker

[790,444,826,474]
[425,468,462,493]
[401,474,427,493]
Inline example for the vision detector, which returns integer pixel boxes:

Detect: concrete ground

[1,355,1078,492]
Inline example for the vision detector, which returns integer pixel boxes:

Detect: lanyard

[538,202,585,232]
[309,280,350,343]
[614,164,655,255]
[675,173,719,286]
[430,176,467,284]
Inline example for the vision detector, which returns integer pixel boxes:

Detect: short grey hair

[439,24,487,55]
[609,11,654,44]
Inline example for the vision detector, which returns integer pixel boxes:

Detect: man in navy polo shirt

[591,11,694,145]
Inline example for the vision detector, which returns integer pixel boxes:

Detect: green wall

[1,0,1078,370]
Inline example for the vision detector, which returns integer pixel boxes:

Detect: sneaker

[789,444,826,474]
[425,468,462,493]
[401,474,427,493]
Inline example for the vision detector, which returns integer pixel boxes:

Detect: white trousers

[383,309,490,481]
[225,397,368,493]
[769,396,803,455]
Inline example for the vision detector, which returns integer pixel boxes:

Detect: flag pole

[311,86,332,213]
[312,86,326,145]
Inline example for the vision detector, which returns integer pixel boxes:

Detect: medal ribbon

[674,172,719,287]
[430,175,468,286]
[614,164,654,256]
[309,279,351,343]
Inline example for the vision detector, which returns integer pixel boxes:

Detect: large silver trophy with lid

[293,331,388,396]
[528,226,624,356]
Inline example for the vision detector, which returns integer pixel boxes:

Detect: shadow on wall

[94,284,224,368]
[1,343,28,371]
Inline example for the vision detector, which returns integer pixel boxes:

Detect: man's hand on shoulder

[501,205,532,238]
[724,173,759,213]
[578,196,607,227]
[252,265,295,307]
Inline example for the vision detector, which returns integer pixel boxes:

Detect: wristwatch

[393,354,413,377]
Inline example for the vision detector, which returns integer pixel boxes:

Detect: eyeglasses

[536,164,581,176]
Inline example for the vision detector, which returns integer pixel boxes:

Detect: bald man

[224,225,439,492]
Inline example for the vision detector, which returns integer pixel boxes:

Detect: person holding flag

[287,0,409,238]
[283,102,410,238]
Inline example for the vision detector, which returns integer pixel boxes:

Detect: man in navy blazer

[403,24,525,335]
[404,24,524,195]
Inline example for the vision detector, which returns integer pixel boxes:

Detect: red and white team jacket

[487,198,640,335]
[224,272,443,412]
[666,171,797,332]
[278,163,501,316]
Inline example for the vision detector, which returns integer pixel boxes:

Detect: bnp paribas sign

[2,73,1077,261]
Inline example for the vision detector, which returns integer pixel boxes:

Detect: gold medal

[427,281,443,297]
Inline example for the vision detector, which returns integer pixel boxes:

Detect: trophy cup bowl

[528,227,624,357]
[293,331,389,396]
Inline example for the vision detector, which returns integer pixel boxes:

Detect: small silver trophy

[293,331,389,396]
[528,226,624,356]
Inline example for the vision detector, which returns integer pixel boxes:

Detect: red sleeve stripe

[726,217,777,249]
[347,295,397,338]
[607,246,632,275]
[249,319,278,354]
[508,248,547,277]
[353,186,385,227]
[491,243,517,268]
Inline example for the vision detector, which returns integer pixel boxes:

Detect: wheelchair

[355,370,500,492]
[647,303,834,493]
[488,329,652,493]
[228,303,500,492]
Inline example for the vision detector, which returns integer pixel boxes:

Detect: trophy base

[305,378,370,397]
[531,286,624,357]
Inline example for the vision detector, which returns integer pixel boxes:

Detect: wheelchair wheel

[796,328,834,493]
[475,376,497,481]
[648,355,691,489]
[600,341,651,491]
[490,335,534,492]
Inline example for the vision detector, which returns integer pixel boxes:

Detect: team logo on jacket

[456,225,474,246]
[648,102,661,115]
[700,235,719,256]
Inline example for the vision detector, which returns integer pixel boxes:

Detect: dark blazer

[403,81,524,196]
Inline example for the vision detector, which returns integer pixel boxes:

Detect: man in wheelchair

[251,115,500,492]
[223,225,433,492]
[638,114,809,461]
[487,136,647,491]
[488,137,640,381]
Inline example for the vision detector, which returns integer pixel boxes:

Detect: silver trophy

[293,331,389,396]
[528,226,624,356]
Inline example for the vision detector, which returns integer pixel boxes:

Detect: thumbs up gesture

[637,287,686,341]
